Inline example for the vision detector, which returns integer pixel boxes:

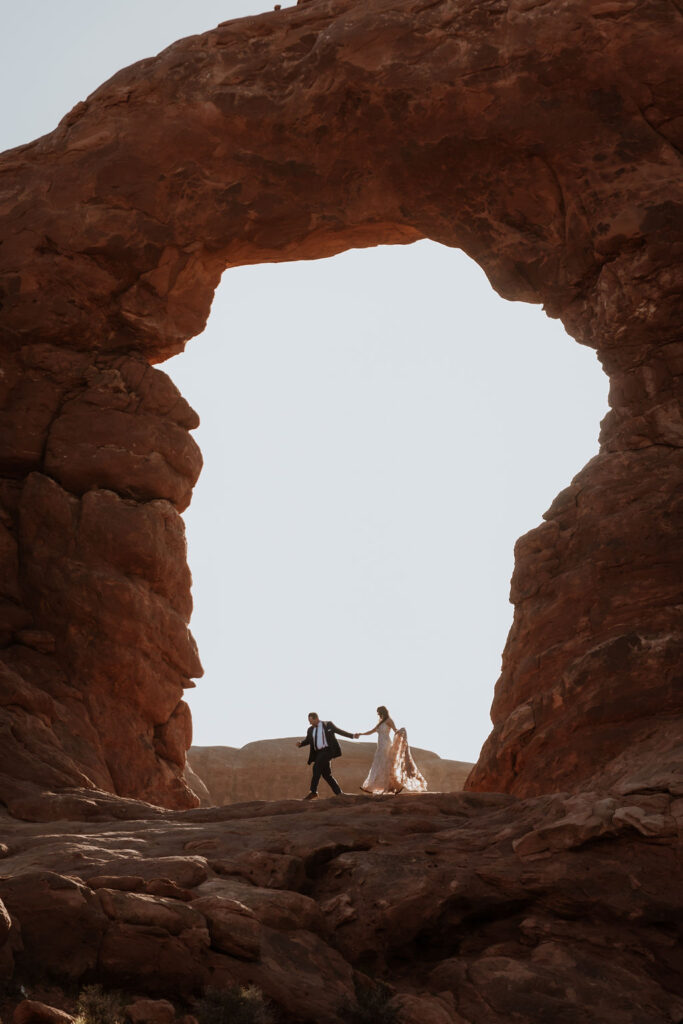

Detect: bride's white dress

[361,721,428,795]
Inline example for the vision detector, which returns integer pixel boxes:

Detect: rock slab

[0,787,681,1024]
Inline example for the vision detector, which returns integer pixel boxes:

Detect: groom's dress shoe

[303,792,319,800]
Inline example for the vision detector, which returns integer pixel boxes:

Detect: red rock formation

[0,0,681,811]
[0,790,681,1024]
[0,356,202,807]
[187,741,473,804]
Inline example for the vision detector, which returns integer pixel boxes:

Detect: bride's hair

[376,705,389,721]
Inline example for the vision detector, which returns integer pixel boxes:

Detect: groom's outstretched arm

[328,722,356,739]
[296,731,312,749]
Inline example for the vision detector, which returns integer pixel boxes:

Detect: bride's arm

[357,724,379,736]
[387,717,397,732]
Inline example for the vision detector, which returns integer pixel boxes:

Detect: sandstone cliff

[187,741,473,804]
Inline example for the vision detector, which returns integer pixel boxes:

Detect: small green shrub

[196,985,275,1024]
[345,979,398,1024]
[74,985,127,1024]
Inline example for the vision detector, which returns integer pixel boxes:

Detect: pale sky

[2,2,609,763]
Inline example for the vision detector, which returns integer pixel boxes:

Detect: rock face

[187,741,473,804]
[0,0,681,811]
[0,789,681,1024]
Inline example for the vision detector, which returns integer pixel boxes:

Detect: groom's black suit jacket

[300,721,354,764]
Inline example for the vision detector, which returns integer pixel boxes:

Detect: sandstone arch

[0,0,681,809]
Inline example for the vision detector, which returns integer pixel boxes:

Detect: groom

[296,712,359,800]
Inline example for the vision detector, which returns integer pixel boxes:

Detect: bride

[358,706,428,795]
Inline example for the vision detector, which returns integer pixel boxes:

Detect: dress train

[361,721,427,795]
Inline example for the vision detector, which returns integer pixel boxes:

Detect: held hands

[353,733,359,739]
[296,740,302,747]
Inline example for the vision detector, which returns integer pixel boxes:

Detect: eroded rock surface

[0,789,681,1024]
[187,741,473,805]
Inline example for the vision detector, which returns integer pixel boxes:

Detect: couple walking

[296,706,427,799]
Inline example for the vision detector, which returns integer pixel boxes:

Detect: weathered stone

[195,876,323,933]
[389,993,466,1024]
[124,1000,175,1024]
[87,876,146,893]
[97,921,208,997]
[0,792,680,1022]
[210,849,305,891]
[144,878,194,902]
[86,857,208,889]
[13,1003,74,1024]
[0,871,107,980]
[213,926,356,1024]
[96,888,205,935]
[0,897,13,983]
[191,895,261,960]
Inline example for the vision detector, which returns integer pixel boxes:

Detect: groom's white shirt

[314,722,328,750]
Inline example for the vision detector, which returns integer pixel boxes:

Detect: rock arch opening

[167,240,608,766]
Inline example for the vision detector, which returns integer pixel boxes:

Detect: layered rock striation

[0,352,202,808]
[0,0,681,808]
[187,741,474,804]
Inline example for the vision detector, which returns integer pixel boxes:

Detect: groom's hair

[308,712,319,719]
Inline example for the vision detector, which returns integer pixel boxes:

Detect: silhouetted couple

[296,707,427,799]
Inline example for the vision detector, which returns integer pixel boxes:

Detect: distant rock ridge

[187,740,473,805]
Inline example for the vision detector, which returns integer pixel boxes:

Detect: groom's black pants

[310,749,342,795]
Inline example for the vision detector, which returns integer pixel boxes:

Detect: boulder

[0,871,106,980]
[13,1003,74,1024]
[125,1000,175,1024]
[191,896,261,961]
